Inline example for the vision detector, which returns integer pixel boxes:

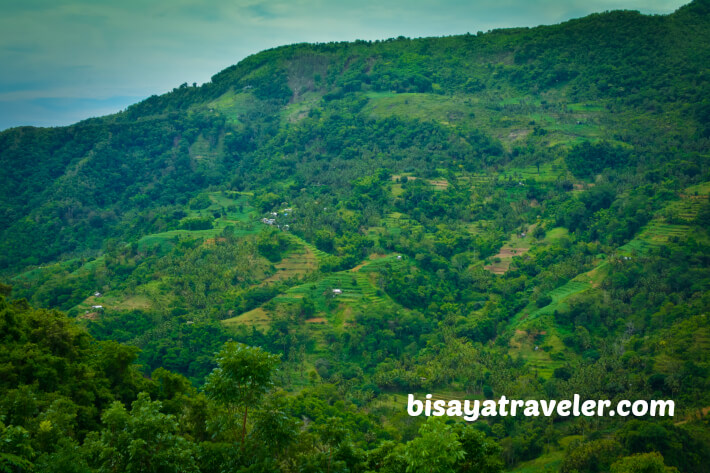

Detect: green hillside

[1,1,710,472]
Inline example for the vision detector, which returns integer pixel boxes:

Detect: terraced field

[500,159,567,183]
[261,244,317,284]
[222,307,272,332]
[507,184,709,380]
[280,232,330,264]
[668,196,706,223]
[484,227,536,274]
[223,250,405,333]
[135,193,258,252]
[535,281,590,317]
[380,212,423,236]
[280,270,386,311]
[619,183,708,254]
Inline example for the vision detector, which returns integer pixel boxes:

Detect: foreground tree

[82,393,198,473]
[404,418,465,473]
[204,341,280,444]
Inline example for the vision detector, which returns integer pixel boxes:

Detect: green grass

[203,90,261,125]
[499,95,541,106]
[618,220,691,255]
[358,254,403,273]
[511,279,591,327]
[280,232,330,264]
[544,227,569,242]
[508,450,565,473]
[12,258,83,282]
[537,281,590,315]
[618,183,709,255]
[364,92,473,125]
[189,134,223,160]
[284,272,371,311]
[250,252,402,319]
[509,435,582,473]
[262,245,318,284]
[567,103,605,112]
[222,307,272,332]
[501,160,567,183]
[380,212,422,236]
[281,91,321,122]
[135,195,257,252]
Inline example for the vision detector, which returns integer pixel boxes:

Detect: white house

[332,289,342,295]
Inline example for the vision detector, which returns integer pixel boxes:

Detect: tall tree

[203,341,280,445]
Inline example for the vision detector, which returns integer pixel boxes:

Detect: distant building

[94,292,102,297]
[91,305,103,310]
[332,289,342,295]
[397,255,403,260]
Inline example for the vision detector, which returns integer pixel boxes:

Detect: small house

[332,289,342,295]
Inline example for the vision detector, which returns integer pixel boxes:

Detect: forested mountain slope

[1,1,709,472]
[1,0,708,270]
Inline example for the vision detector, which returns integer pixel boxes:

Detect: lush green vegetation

[1,1,710,471]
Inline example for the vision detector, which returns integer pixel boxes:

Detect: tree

[204,341,280,444]
[561,438,624,473]
[610,452,679,473]
[82,393,198,473]
[455,424,504,473]
[404,418,465,473]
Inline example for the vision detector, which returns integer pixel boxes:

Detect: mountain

[1,1,709,472]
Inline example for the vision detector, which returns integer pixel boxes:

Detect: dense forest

[1,1,710,471]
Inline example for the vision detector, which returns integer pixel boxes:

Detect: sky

[0,0,691,131]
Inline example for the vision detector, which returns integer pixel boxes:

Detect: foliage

[1,2,710,472]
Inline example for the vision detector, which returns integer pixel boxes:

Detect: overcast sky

[0,0,691,130]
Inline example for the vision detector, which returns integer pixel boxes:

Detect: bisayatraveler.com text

[407,394,674,421]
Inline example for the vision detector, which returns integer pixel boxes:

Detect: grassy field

[379,211,423,236]
[618,182,708,254]
[500,159,568,183]
[222,252,405,334]
[484,226,536,274]
[222,307,272,332]
[280,232,330,264]
[189,133,224,161]
[509,436,582,473]
[363,90,611,151]
[136,192,258,251]
[261,244,318,284]
[503,182,709,378]
[203,90,261,126]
